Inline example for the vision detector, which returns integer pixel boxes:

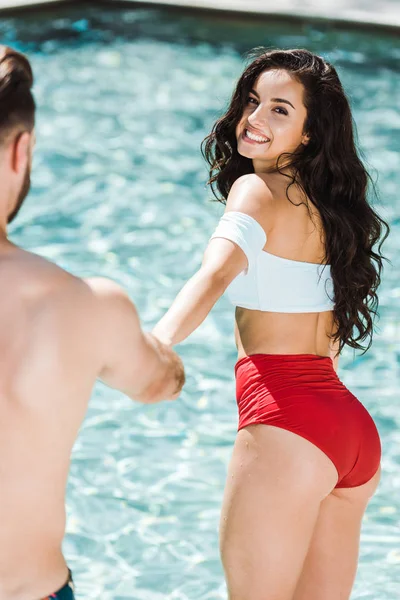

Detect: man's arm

[86,277,185,403]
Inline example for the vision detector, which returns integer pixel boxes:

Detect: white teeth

[245,129,269,143]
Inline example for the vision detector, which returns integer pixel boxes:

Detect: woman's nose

[248,106,271,134]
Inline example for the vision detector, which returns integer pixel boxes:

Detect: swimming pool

[1,3,400,598]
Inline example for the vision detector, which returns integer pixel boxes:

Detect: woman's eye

[247,97,258,106]
[274,106,288,115]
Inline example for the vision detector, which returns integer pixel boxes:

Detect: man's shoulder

[84,277,138,320]
[84,276,126,298]
[8,248,136,324]
[10,248,85,298]
[2,248,96,323]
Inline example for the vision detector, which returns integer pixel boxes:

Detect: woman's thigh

[293,467,381,600]
[220,424,339,600]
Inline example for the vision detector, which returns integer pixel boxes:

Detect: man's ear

[11,131,31,174]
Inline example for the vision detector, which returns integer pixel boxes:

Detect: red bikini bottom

[235,354,381,488]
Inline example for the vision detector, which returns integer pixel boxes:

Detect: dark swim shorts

[41,570,75,599]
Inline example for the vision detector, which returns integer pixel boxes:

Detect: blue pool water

[1,4,400,598]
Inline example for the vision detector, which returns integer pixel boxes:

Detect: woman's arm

[153,174,271,346]
[152,238,247,345]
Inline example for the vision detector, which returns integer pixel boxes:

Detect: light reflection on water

[1,4,399,598]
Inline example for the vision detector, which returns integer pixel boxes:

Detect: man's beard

[7,164,31,224]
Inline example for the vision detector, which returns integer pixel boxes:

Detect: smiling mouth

[243,128,270,144]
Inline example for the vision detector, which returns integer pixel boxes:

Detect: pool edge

[0,0,399,33]
[101,0,400,32]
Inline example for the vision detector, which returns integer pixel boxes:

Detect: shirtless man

[0,46,185,600]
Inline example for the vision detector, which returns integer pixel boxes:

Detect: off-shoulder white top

[210,211,335,313]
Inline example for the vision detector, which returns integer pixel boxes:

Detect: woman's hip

[234,353,381,488]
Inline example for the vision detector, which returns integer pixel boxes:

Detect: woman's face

[235,69,309,172]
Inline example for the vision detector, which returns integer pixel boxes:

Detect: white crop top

[210,211,335,313]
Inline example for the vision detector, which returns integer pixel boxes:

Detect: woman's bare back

[234,174,335,360]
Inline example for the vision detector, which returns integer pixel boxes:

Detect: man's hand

[137,333,185,403]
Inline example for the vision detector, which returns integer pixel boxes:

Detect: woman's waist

[234,309,334,359]
[235,352,332,372]
[234,353,349,400]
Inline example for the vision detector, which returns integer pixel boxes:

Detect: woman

[153,49,388,599]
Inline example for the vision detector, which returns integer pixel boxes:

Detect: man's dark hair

[0,46,35,144]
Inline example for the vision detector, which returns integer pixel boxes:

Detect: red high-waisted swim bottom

[235,354,381,488]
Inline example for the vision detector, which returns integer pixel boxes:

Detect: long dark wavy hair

[202,48,389,353]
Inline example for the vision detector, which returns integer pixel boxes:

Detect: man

[0,46,185,600]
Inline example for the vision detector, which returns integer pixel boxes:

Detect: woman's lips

[242,128,270,144]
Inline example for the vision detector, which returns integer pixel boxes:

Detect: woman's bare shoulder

[225,174,276,227]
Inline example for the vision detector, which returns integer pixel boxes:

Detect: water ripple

[2,3,399,599]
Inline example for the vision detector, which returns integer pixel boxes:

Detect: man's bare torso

[0,243,113,599]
